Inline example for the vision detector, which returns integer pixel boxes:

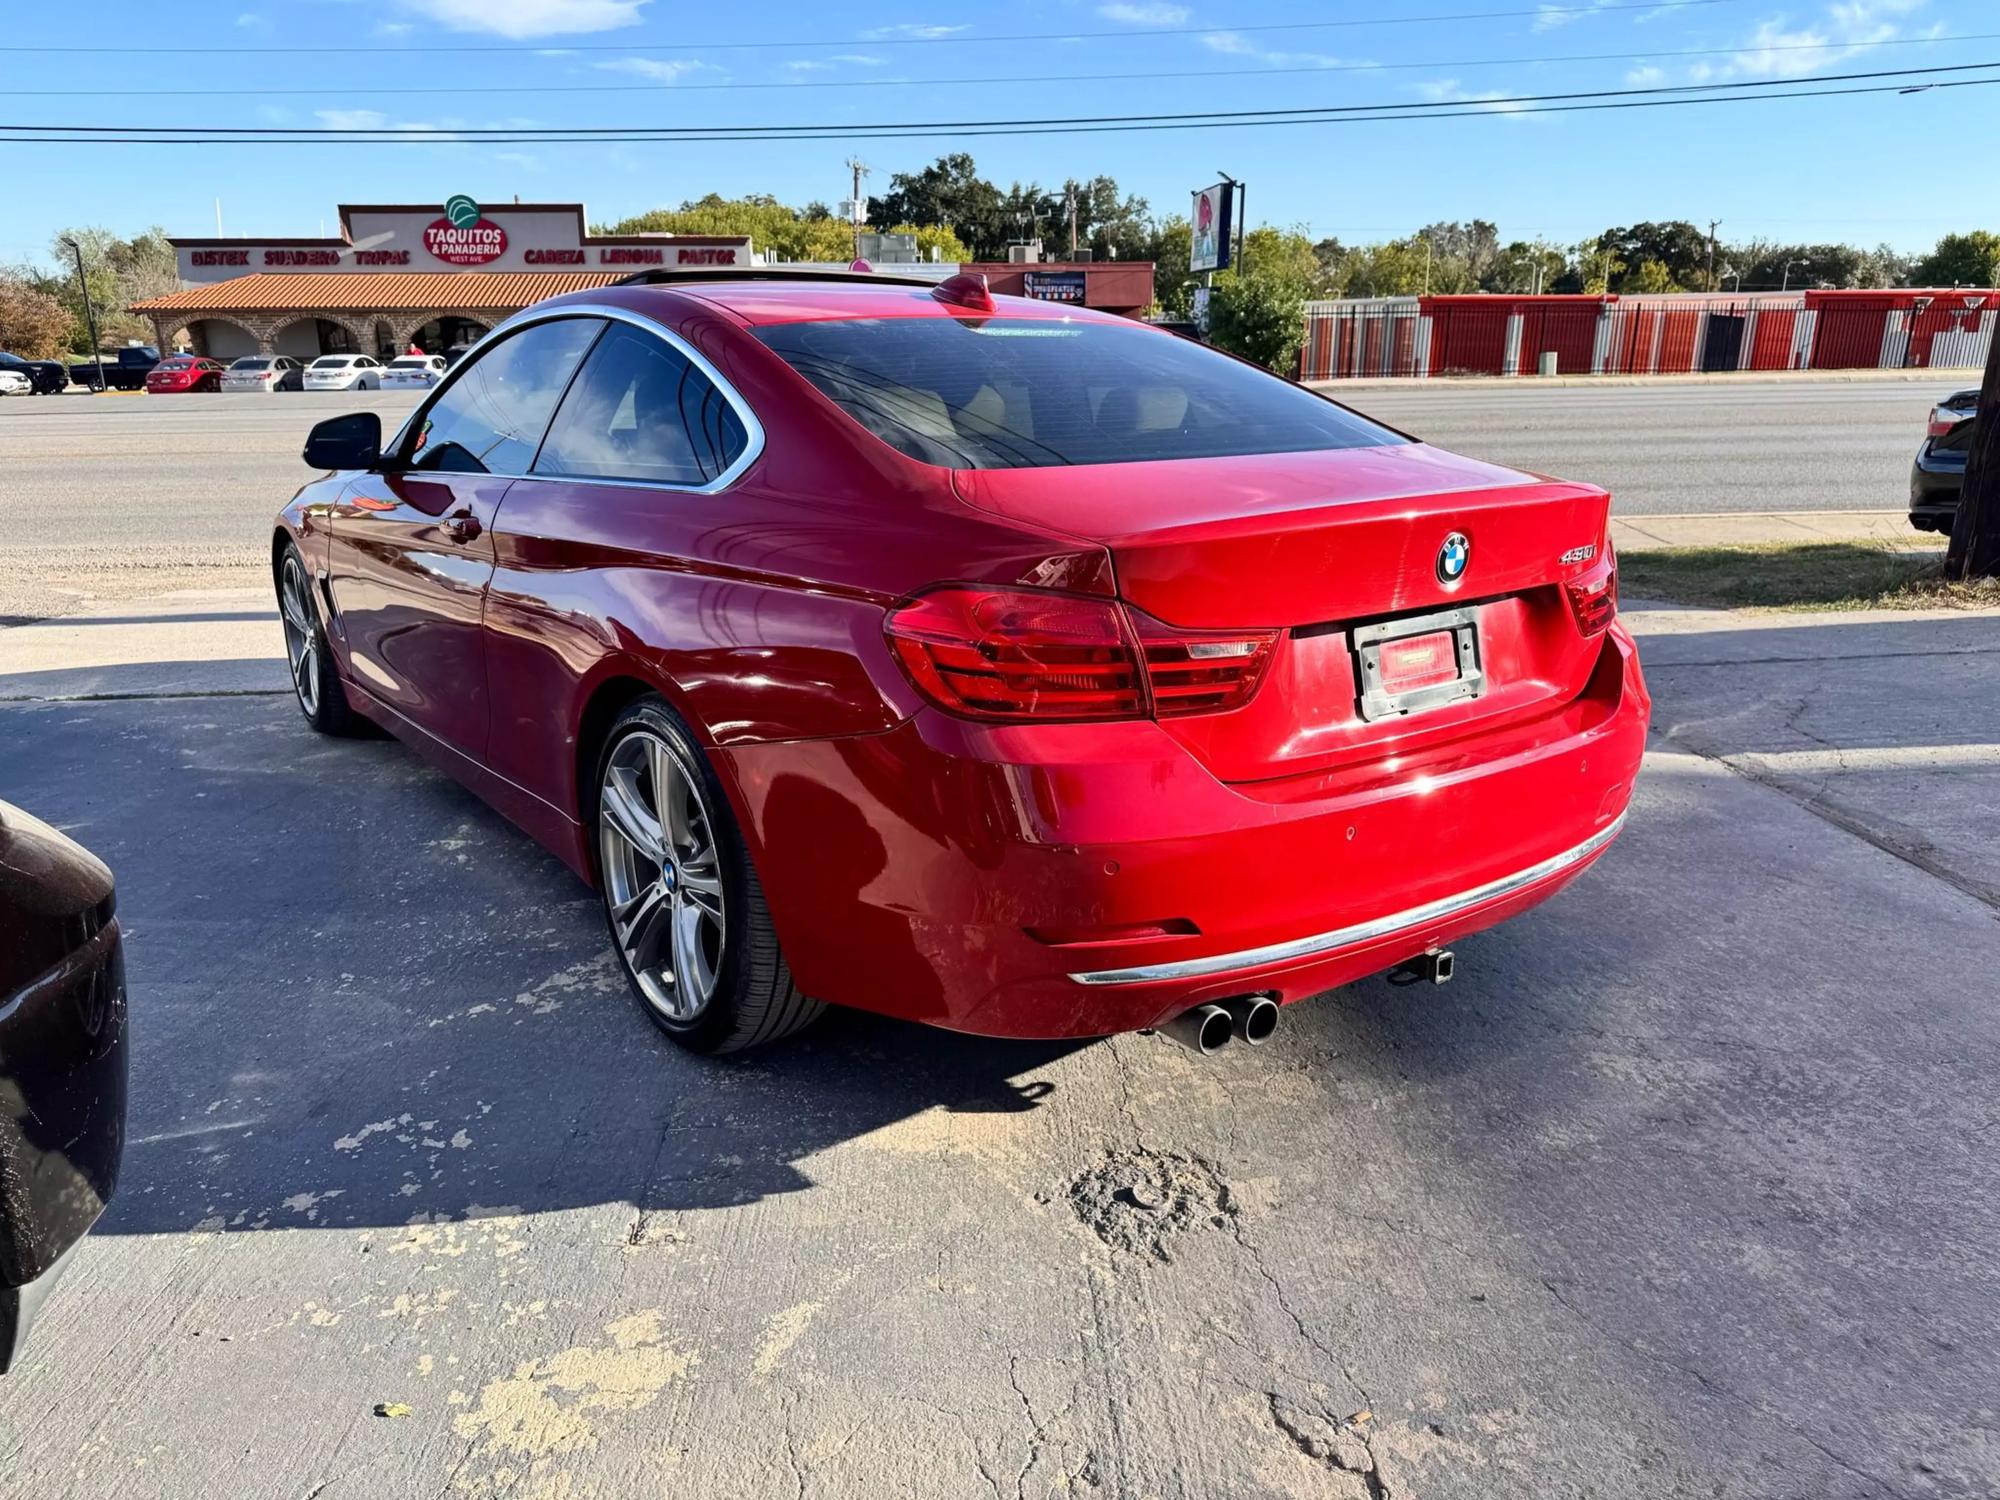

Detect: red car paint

[145,357,224,394]
[276,279,1647,1040]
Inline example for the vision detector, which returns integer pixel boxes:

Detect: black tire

[594,697,823,1055]
[276,543,368,737]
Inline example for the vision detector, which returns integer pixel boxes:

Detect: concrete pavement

[3,588,1998,1498]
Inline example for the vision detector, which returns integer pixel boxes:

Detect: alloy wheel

[599,730,727,1023]
[278,555,320,716]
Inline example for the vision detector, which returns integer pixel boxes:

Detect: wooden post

[1946,315,2000,580]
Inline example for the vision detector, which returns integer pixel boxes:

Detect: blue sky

[1,0,1990,266]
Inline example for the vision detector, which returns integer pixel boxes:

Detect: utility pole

[1707,219,1721,292]
[845,157,870,261]
[1946,303,2000,580]
[1065,180,1078,258]
[1423,234,1433,296]
[62,236,104,393]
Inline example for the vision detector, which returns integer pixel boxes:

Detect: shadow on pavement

[0,691,1084,1238]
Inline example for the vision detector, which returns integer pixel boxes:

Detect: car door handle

[442,508,483,544]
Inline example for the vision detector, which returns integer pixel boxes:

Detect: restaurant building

[130,197,1157,360]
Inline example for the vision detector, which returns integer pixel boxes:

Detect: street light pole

[1781,258,1803,293]
[62,236,105,393]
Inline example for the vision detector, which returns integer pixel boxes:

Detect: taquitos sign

[422,195,508,267]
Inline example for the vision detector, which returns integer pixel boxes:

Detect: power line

[3,59,1988,138]
[4,74,1989,145]
[1,30,1984,100]
[0,0,1743,55]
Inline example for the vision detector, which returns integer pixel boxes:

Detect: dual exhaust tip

[1154,949,1458,1057]
[1157,994,1279,1055]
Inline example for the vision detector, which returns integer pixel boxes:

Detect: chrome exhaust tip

[1156,1002,1234,1055]
[1220,993,1280,1045]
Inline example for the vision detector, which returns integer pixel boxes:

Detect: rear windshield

[752,317,1406,469]
[312,357,355,368]
[231,358,271,370]
[389,358,432,368]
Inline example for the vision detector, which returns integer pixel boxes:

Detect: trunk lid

[954,444,1617,783]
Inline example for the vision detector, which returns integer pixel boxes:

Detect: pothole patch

[1067,1147,1236,1262]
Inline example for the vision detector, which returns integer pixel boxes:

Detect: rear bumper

[724,625,1648,1039]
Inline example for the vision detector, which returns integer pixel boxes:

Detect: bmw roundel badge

[1436,532,1471,585]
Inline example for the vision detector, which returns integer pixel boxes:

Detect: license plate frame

[1351,604,1484,722]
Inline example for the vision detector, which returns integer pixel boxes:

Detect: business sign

[422,195,508,267]
[1190,182,1235,274]
[1023,270,1086,304]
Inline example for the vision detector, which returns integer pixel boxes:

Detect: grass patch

[1619,541,2000,612]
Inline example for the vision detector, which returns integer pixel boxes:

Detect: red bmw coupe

[274,270,1646,1056]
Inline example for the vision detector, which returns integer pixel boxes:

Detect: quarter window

[408,317,603,475]
[533,323,749,488]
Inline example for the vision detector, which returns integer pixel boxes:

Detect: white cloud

[1533,0,1616,30]
[315,108,390,130]
[860,23,969,40]
[492,151,540,170]
[374,20,414,36]
[593,57,715,82]
[832,53,887,65]
[235,12,268,28]
[1200,30,1349,69]
[1710,0,1930,78]
[1626,64,1667,85]
[1411,79,1535,117]
[390,0,648,39]
[785,59,835,72]
[1097,2,1191,24]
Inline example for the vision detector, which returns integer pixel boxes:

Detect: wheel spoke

[670,895,716,1006]
[613,882,671,968]
[678,859,724,917]
[653,738,695,855]
[601,768,666,864]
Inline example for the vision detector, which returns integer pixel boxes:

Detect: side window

[408,317,603,475]
[533,323,750,488]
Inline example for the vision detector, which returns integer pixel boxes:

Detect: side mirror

[303,411,384,471]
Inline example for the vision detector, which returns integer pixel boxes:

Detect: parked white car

[303,354,383,392]
[221,355,304,393]
[380,354,448,390]
[0,369,32,397]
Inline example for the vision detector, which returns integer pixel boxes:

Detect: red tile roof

[131,271,626,314]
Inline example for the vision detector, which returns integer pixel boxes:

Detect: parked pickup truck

[68,346,161,391]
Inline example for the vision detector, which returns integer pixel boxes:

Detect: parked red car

[144,356,224,394]
[274,271,1646,1055]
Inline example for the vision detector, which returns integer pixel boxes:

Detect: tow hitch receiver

[1393,949,1455,986]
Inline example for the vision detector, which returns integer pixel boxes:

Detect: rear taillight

[1128,610,1277,717]
[1564,550,1618,637]
[885,586,1276,723]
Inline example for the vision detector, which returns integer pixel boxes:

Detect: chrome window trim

[386,302,766,499]
[1067,814,1627,987]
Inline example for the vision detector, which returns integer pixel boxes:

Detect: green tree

[1592,222,1709,291]
[39,225,176,350]
[1143,215,1196,318]
[1206,270,1309,373]
[1625,258,1679,294]
[1913,231,2000,288]
[1485,239,1569,294]
[868,154,1007,257]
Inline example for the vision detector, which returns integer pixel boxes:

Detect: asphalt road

[1,595,1997,1498]
[0,375,1946,622]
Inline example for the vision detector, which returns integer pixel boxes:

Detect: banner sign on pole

[1190,183,1235,274]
